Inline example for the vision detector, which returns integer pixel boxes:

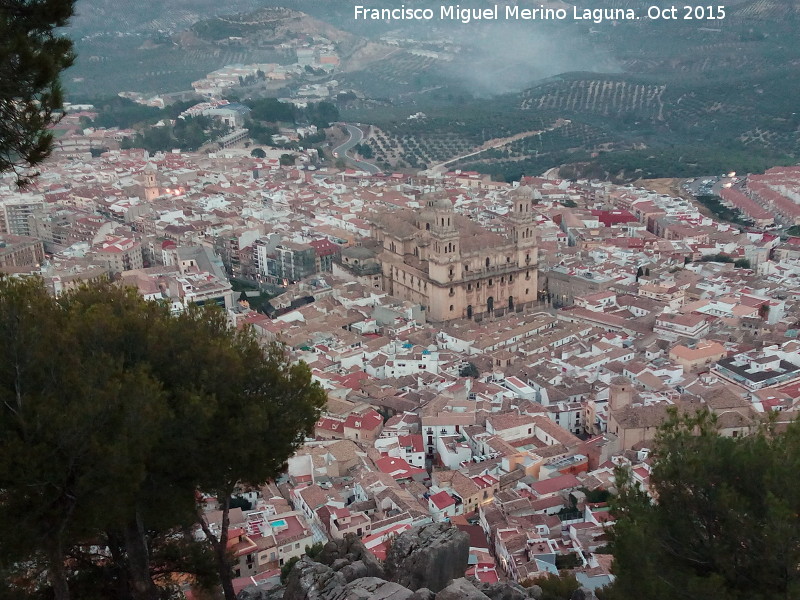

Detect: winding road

[332,124,382,175]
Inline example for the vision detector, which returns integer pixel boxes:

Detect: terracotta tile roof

[430,490,456,510]
[531,473,582,496]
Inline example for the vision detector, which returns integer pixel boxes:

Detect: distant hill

[342,0,800,180]
[64,0,800,179]
[70,0,267,34]
[65,3,370,96]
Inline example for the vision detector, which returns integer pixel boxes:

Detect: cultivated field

[521,79,666,121]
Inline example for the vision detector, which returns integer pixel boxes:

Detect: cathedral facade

[371,188,539,323]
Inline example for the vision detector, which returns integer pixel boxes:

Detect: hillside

[64,0,800,178]
[341,0,800,179]
[66,2,379,96]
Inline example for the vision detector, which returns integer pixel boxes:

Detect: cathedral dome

[424,192,453,211]
[509,185,535,200]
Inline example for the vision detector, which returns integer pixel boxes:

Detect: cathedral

[371,187,539,323]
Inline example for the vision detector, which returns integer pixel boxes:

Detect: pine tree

[608,409,800,600]
[0,278,166,600]
[1,0,76,185]
[0,279,326,599]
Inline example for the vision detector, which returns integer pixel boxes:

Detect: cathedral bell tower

[508,186,537,268]
[425,193,461,284]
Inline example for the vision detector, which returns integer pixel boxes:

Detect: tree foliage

[305,542,324,561]
[554,553,582,570]
[229,496,252,511]
[90,96,162,129]
[695,195,753,227]
[121,116,230,153]
[0,0,76,185]
[607,409,800,600]
[280,556,299,584]
[459,362,480,378]
[303,102,338,129]
[246,119,279,145]
[354,143,373,159]
[244,98,339,130]
[0,278,326,600]
[522,572,581,600]
[245,98,296,124]
[699,253,734,264]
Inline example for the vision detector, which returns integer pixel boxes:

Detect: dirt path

[424,120,569,175]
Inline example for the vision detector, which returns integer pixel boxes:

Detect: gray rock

[319,539,351,564]
[266,525,545,600]
[570,587,597,600]
[319,535,384,579]
[408,588,435,600]
[384,523,470,592]
[331,559,350,572]
[434,578,492,600]
[283,557,349,600]
[340,560,373,583]
[526,584,543,599]
[341,577,415,600]
[237,585,285,600]
[475,581,530,600]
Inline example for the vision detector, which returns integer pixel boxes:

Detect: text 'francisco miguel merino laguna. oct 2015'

[353,4,727,24]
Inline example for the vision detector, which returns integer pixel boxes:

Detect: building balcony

[460,263,522,283]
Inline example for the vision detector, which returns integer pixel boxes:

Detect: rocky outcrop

[434,578,543,600]
[238,524,541,600]
[476,580,542,600]
[319,536,385,582]
[383,523,470,592]
[570,587,598,600]
[283,566,415,600]
[340,577,414,600]
[238,587,285,600]
[283,558,349,600]
[434,578,491,600]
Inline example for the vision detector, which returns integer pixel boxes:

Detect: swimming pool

[270,519,287,528]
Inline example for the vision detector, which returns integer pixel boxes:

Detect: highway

[332,124,382,175]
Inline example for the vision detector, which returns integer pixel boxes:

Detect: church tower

[143,162,159,202]
[610,376,634,412]
[505,186,539,309]
[508,186,537,270]
[426,193,461,285]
